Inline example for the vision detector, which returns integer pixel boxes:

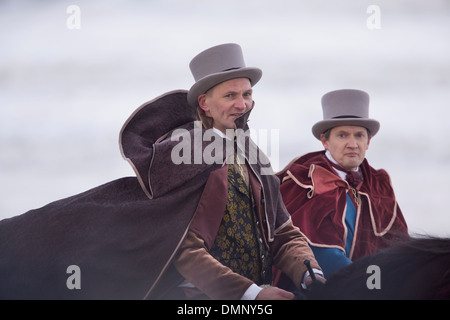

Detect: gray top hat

[312,89,380,140]
[187,43,262,107]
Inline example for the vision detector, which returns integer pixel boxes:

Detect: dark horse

[306,236,450,300]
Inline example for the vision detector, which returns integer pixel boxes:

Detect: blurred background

[1,0,449,236]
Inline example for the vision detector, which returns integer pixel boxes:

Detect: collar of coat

[276,150,407,259]
[119,90,258,199]
[278,150,394,196]
[118,90,287,244]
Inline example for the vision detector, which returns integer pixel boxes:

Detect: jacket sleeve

[270,219,322,289]
[309,245,352,278]
[172,229,254,300]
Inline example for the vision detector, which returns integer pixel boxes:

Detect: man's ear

[320,134,329,150]
[198,94,210,115]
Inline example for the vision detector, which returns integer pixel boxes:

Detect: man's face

[320,125,371,171]
[198,78,253,133]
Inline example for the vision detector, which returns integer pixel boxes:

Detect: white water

[1,0,449,236]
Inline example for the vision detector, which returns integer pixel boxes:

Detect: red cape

[276,151,408,260]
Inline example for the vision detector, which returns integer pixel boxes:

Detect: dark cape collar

[119,90,258,199]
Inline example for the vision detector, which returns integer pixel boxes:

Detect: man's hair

[196,88,215,129]
[196,106,214,129]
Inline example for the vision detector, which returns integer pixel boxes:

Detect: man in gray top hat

[274,89,408,284]
[168,43,325,300]
[0,43,323,300]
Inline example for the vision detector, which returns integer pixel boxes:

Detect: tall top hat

[187,43,262,107]
[312,89,380,140]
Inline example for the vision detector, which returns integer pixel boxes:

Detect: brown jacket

[132,91,320,299]
[173,157,319,300]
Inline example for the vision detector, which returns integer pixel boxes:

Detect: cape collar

[325,150,360,181]
[120,90,256,199]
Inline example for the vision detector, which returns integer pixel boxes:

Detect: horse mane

[307,235,450,300]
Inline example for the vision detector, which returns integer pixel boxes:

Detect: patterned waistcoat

[209,163,272,285]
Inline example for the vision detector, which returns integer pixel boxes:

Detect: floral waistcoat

[209,163,272,285]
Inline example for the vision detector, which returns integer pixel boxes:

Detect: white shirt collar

[212,127,233,141]
[325,150,359,181]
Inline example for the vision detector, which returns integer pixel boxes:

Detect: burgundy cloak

[0,90,288,299]
[276,151,408,261]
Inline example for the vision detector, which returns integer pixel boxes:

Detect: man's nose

[235,96,247,110]
[347,136,358,148]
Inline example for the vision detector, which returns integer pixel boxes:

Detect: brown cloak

[0,90,289,299]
